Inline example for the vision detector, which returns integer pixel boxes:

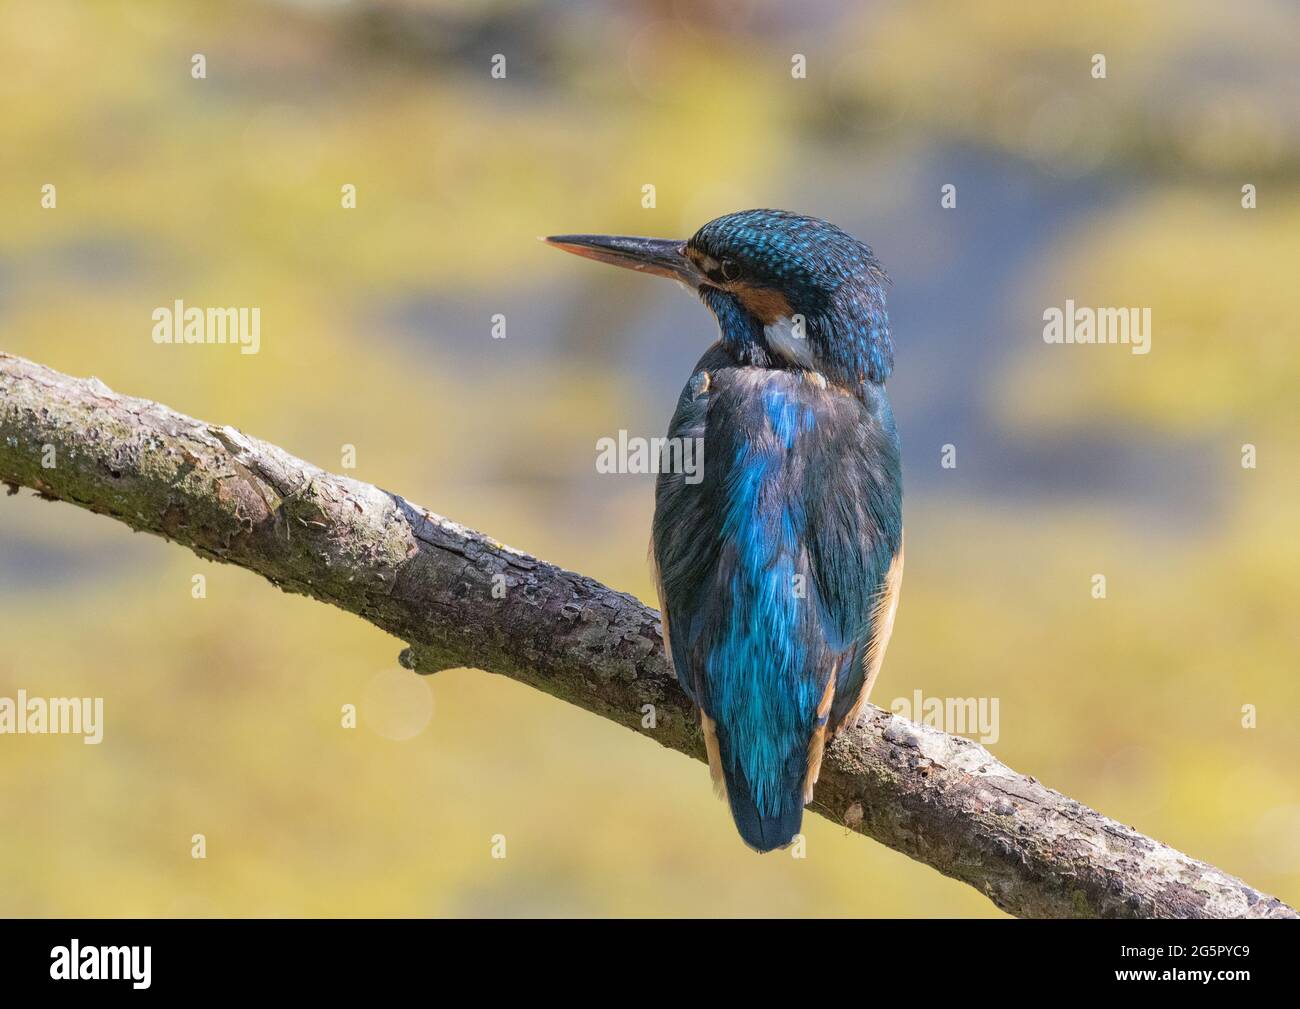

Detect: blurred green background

[2,0,1298,916]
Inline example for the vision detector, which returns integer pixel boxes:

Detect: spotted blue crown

[687,209,894,390]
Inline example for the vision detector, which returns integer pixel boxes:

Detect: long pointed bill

[544,234,704,286]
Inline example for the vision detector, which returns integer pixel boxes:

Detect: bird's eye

[720,258,740,282]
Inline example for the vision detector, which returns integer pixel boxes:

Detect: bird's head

[546,209,892,390]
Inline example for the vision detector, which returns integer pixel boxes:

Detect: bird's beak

[544,234,704,287]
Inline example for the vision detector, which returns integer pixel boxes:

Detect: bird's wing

[787,377,903,765]
[652,353,902,850]
[811,381,904,734]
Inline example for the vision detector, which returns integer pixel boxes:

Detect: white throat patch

[763,314,814,366]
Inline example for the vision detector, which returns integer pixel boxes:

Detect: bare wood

[0,351,1292,919]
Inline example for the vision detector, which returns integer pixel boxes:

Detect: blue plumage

[547,210,904,852]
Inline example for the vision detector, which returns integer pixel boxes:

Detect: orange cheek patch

[734,285,794,325]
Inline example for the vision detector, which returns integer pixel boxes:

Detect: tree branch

[0,351,1293,919]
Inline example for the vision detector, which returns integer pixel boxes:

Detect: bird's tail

[725,780,804,853]
[702,711,808,852]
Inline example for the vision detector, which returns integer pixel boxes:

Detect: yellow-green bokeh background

[2,0,1298,916]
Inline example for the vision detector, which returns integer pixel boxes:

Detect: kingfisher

[546,210,903,852]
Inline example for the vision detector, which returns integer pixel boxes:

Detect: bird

[546,210,903,852]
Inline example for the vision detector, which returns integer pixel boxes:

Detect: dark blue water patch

[363,272,685,372]
[900,427,1228,536]
[0,240,143,325]
[0,533,143,594]
[366,287,554,358]
[48,237,145,287]
[5,236,147,291]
